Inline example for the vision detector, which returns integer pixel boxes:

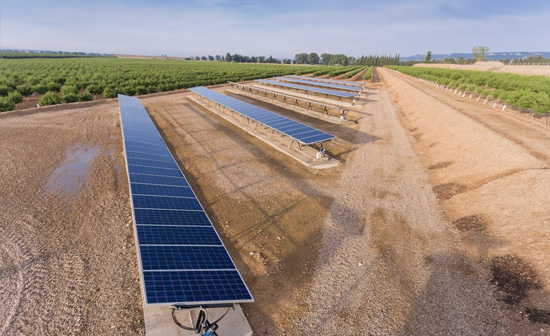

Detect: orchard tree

[472,46,489,62]
[39,91,61,106]
[294,53,308,64]
[321,53,332,65]
[225,52,232,62]
[425,51,432,62]
[307,52,320,65]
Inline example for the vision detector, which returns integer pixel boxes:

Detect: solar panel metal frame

[287,74,364,87]
[255,79,357,99]
[188,87,335,145]
[118,94,254,307]
[273,77,362,93]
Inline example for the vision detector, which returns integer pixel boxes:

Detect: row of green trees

[224,53,285,64]
[296,53,356,66]
[356,54,400,66]
[344,66,368,79]
[0,58,342,111]
[388,66,550,114]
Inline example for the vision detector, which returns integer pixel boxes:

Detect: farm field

[1,67,549,335]
[0,58,350,112]
[415,61,550,77]
[388,65,550,114]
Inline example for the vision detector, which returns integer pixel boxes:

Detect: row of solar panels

[189,86,335,145]
[118,94,254,307]
[273,76,362,93]
[287,74,363,87]
[119,79,346,307]
[255,79,357,99]
[230,82,349,113]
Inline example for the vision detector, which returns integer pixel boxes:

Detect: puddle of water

[45,144,99,195]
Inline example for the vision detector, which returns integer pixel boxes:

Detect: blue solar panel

[255,79,357,99]
[141,245,235,270]
[188,87,335,145]
[128,165,183,177]
[137,226,222,245]
[127,157,180,170]
[118,94,253,307]
[126,151,174,161]
[134,209,211,226]
[143,271,251,306]
[274,77,361,93]
[287,75,363,87]
[131,183,196,198]
[129,173,190,187]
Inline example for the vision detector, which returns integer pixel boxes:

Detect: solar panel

[287,75,363,87]
[229,82,349,113]
[273,77,361,93]
[118,94,253,307]
[255,79,357,99]
[188,87,335,145]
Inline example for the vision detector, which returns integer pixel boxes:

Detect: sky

[2,0,550,58]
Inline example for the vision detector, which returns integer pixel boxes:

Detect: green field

[0,58,348,111]
[388,66,550,114]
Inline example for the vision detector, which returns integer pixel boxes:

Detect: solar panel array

[189,86,335,145]
[274,77,361,93]
[255,79,357,99]
[230,82,349,113]
[118,94,253,307]
[287,75,363,87]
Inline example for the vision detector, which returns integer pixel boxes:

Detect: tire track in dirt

[0,230,25,335]
[380,67,550,333]
[299,86,515,334]
[387,68,550,166]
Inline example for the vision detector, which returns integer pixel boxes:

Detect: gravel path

[298,86,513,334]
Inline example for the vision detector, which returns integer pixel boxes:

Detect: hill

[401,51,550,62]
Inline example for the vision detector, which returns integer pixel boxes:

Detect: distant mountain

[401,51,550,62]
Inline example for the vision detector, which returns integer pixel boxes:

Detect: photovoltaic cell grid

[189,87,335,145]
[273,76,362,93]
[287,75,363,87]
[118,94,253,307]
[255,79,357,99]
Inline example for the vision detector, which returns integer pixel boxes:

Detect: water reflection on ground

[45,144,99,195]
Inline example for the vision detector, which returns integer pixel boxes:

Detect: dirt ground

[1,70,549,335]
[416,61,550,76]
[0,104,144,335]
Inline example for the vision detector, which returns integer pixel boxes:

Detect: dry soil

[1,74,549,335]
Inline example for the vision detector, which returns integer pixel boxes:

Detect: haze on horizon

[3,0,550,58]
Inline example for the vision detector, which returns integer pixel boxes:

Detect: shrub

[0,97,16,112]
[0,85,10,96]
[363,67,374,80]
[79,90,93,101]
[17,85,33,96]
[61,85,78,95]
[62,92,79,103]
[39,91,61,106]
[102,86,118,99]
[8,91,23,104]
[86,84,103,95]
